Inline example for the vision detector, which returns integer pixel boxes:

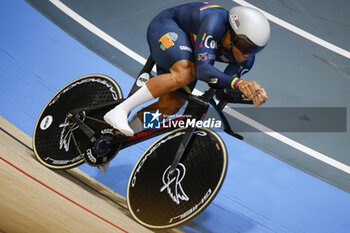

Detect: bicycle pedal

[113,130,124,136]
[113,129,130,139]
[84,129,121,166]
[98,162,110,172]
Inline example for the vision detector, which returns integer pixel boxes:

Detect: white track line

[233,0,350,59]
[49,0,350,175]
[48,0,156,73]
[225,108,350,174]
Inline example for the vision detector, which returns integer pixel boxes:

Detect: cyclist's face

[223,30,249,63]
[232,45,249,63]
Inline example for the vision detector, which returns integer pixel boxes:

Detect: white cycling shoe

[103,108,134,137]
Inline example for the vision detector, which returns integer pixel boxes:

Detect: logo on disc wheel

[160,163,189,205]
[40,115,53,130]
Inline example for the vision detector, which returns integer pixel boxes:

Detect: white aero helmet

[229,6,270,56]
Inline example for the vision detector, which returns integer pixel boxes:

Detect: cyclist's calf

[137,93,186,120]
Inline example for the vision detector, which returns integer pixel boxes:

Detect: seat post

[127,56,155,97]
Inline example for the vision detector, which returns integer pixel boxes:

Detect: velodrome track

[1,0,350,232]
[0,116,182,233]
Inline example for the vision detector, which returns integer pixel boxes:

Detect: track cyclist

[104,2,271,136]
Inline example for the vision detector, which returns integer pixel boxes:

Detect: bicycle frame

[67,56,251,168]
[67,86,208,150]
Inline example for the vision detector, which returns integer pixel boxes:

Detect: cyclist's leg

[131,66,189,116]
[140,93,186,119]
[104,15,195,136]
[127,92,185,133]
[128,63,198,133]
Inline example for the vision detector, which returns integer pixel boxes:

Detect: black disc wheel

[127,127,227,229]
[33,75,122,169]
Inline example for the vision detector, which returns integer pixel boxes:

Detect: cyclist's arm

[224,57,267,107]
[194,14,267,106]
[194,14,236,88]
[222,58,254,89]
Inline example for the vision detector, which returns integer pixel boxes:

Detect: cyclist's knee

[170,60,195,89]
[158,94,186,116]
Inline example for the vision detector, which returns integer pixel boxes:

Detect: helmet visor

[230,30,265,56]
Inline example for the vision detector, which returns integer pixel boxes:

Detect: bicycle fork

[168,95,209,175]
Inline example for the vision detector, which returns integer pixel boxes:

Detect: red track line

[0,156,128,233]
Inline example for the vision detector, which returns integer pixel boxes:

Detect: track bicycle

[33,56,252,229]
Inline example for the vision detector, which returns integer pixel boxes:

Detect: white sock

[103,85,154,136]
[128,113,144,133]
[115,85,154,113]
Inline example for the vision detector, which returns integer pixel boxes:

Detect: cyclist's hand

[252,88,268,107]
[237,80,268,107]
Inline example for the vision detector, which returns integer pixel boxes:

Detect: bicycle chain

[84,115,109,125]
[67,120,84,158]
[67,114,110,158]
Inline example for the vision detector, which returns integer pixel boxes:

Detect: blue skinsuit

[147,2,255,92]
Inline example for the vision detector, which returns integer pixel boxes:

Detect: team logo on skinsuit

[199,33,217,49]
[198,52,215,61]
[159,32,178,51]
[198,53,208,61]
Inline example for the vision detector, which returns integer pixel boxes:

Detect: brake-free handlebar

[207,77,253,104]
[221,88,253,104]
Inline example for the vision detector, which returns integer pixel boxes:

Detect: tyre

[127,127,227,229]
[33,74,122,169]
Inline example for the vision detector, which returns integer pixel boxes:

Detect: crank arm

[67,112,96,139]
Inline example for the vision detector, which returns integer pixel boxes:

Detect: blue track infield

[1,1,349,232]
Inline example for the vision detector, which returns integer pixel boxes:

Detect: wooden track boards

[0,116,182,233]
